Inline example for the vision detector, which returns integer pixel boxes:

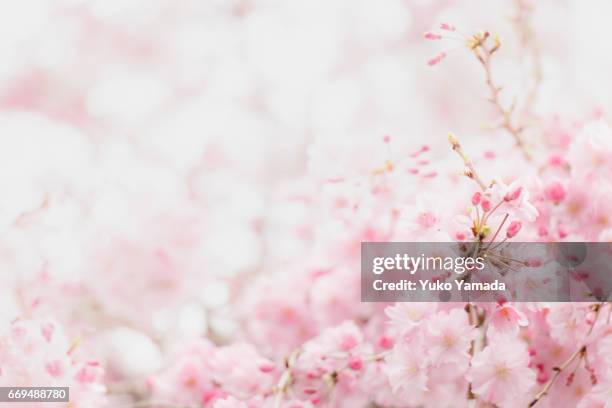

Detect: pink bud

[544,181,566,204]
[427,52,446,66]
[537,370,549,384]
[439,23,456,31]
[410,145,429,158]
[471,192,482,206]
[506,221,522,238]
[548,155,566,167]
[348,356,363,371]
[526,257,542,267]
[378,335,394,349]
[481,198,491,212]
[538,226,548,237]
[307,370,322,380]
[383,134,391,143]
[423,32,442,40]
[258,360,275,373]
[455,231,466,241]
[504,187,523,202]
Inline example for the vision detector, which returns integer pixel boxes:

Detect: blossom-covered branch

[528,303,606,407]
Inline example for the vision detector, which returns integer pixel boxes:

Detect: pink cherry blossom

[545,181,567,204]
[506,220,522,238]
[467,334,536,407]
[0,319,106,407]
[425,309,475,366]
[490,181,539,222]
[489,303,529,333]
[384,338,429,406]
[385,303,436,334]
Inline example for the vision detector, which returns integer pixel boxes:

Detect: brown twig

[448,132,489,191]
[273,348,301,408]
[469,32,532,162]
[466,304,487,407]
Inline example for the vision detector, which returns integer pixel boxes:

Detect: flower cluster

[0,319,106,407]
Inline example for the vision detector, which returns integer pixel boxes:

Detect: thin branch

[473,37,532,162]
[448,132,488,191]
[481,214,508,251]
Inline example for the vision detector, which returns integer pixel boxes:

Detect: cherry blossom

[467,333,536,407]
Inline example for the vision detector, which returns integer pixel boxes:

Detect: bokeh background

[1,0,612,406]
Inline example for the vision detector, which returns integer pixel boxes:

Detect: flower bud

[504,187,523,202]
[471,192,482,206]
[423,32,442,40]
[544,181,566,204]
[506,221,522,238]
[481,198,491,212]
[427,52,446,66]
[348,356,363,371]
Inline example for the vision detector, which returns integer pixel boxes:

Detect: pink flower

[481,197,492,212]
[490,181,539,222]
[506,220,522,238]
[545,181,566,204]
[467,334,536,407]
[423,32,442,40]
[0,319,107,406]
[490,303,529,333]
[547,304,592,346]
[289,321,372,404]
[427,52,447,66]
[385,303,435,334]
[504,186,523,202]
[425,309,475,366]
[208,343,276,400]
[147,340,215,406]
[384,339,429,406]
